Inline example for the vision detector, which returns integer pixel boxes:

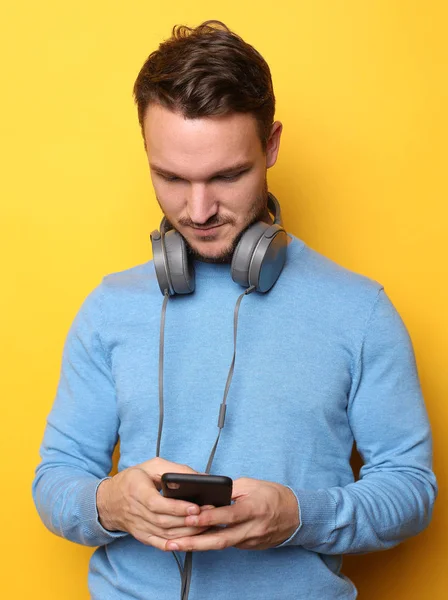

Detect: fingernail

[167,542,179,551]
[187,506,199,515]
[186,516,198,526]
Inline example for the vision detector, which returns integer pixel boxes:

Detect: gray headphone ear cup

[231,222,288,292]
[150,229,172,295]
[231,222,271,288]
[163,230,195,294]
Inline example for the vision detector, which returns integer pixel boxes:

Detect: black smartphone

[161,473,233,507]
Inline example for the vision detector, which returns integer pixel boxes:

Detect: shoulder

[276,235,385,329]
[73,261,160,327]
[288,236,383,295]
[101,261,156,292]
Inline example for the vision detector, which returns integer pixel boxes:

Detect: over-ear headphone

[150,193,288,295]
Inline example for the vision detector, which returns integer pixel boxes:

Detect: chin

[186,238,236,264]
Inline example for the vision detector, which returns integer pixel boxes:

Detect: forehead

[143,104,262,178]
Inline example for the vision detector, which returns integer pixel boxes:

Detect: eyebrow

[149,161,253,181]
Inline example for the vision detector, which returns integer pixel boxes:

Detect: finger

[138,458,198,483]
[147,524,210,540]
[231,477,256,499]
[133,522,209,547]
[146,533,170,551]
[141,492,200,518]
[185,502,251,528]
[149,510,206,531]
[166,523,248,552]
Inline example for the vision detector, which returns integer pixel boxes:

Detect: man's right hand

[96,457,209,550]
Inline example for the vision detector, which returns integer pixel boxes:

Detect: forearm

[32,465,127,547]
[282,467,436,553]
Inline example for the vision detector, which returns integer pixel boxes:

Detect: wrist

[277,483,300,540]
[96,478,117,532]
[285,486,300,530]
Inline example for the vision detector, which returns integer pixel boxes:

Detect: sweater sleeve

[32,283,128,547]
[279,289,437,553]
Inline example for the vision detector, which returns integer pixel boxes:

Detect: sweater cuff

[77,477,128,546]
[276,487,336,548]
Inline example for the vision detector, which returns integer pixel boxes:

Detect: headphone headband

[268,192,283,225]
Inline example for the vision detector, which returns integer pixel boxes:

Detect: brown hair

[133,20,275,151]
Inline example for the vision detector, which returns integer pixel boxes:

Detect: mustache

[177,215,236,229]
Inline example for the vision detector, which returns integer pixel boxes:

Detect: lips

[191,224,224,237]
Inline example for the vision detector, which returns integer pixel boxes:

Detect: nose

[187,183,218,225]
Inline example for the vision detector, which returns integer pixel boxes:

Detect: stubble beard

[160,182,270,264]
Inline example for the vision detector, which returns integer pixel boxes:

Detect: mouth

[189,224,225,238]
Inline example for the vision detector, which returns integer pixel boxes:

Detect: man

[33,21,437,600]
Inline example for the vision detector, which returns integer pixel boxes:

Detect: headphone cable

[157,285,255,600]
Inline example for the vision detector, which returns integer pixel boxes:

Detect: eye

[214,171,245,183]
[159,174,181,183]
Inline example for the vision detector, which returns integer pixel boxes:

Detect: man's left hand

[165,477,299,552]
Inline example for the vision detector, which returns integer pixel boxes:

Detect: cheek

[152,182,186,218]
[221,173,265,214]
[239,166,265,196]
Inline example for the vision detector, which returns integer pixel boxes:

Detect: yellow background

[1,1,446,597]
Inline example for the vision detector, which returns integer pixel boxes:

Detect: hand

[165,477,300,552]
[96,457,210,549]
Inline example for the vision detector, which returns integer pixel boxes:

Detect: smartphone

[161,473,232,507]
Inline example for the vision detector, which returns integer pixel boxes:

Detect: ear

[266,121,283,168]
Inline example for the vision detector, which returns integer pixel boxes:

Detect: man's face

[143,103,282,262]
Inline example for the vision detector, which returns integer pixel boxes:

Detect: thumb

[138,457,198,486]
[231,477,255,501]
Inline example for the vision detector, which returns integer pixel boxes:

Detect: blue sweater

[33,235,436,599]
